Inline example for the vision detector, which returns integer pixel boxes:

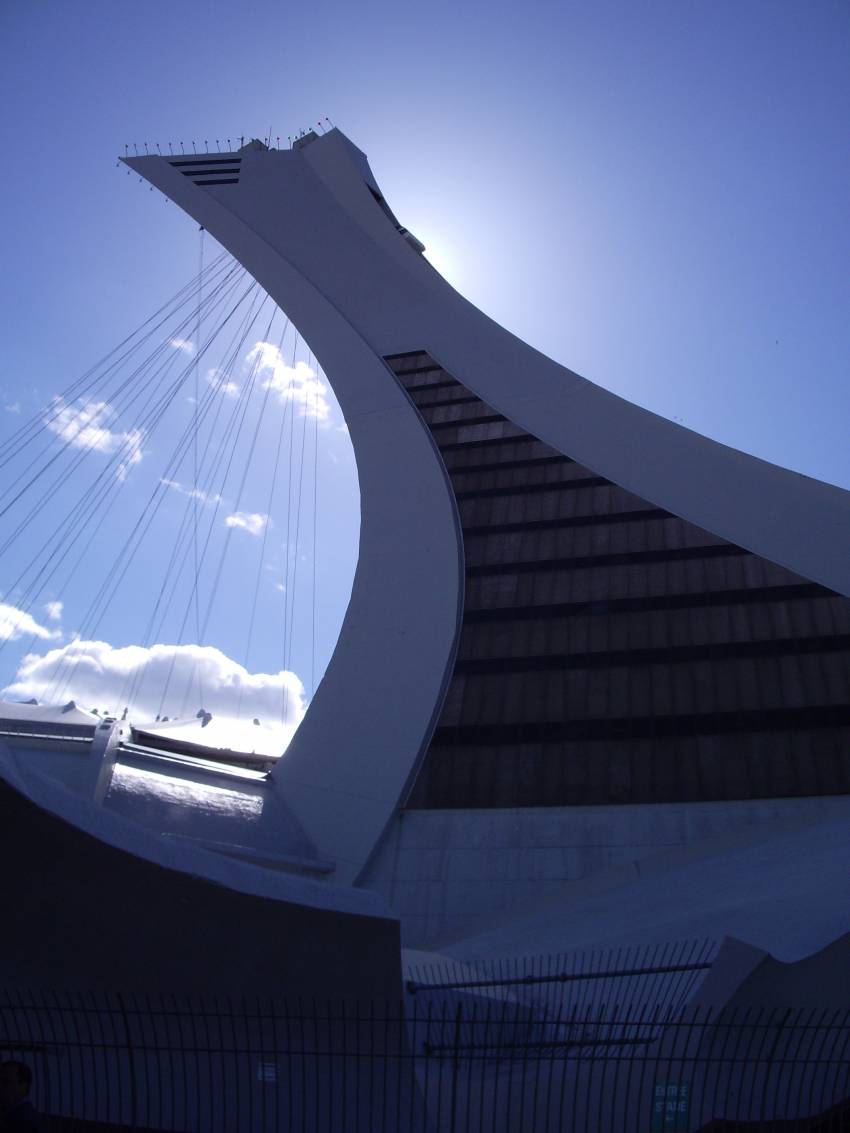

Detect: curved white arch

[127,136,465,882]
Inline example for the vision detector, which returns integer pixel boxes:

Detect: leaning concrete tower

[120,129,850,955]
[2,129,848,1002]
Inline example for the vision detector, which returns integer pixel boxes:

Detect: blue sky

[1,1,848,747]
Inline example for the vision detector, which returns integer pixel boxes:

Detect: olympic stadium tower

[2,128,850,1002]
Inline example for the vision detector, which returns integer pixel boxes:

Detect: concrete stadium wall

[362,795,850,948]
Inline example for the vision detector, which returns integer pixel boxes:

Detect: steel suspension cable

[161,302,278,717]
[0,265,250,653]
[41,279,265,703]
[235,316,292,723]
[0,251,229,469]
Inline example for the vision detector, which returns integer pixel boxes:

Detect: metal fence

[406,938,719,1016]
[1,991,848,1132]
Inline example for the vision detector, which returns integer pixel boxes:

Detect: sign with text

[651,1081,690,1132]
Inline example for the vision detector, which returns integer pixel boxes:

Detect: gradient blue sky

[1,1,848,739]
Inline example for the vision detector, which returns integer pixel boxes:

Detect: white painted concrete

[126,138,464,884]
[440,804,850,963]
[361,796,850,949]
[0,735,392,920]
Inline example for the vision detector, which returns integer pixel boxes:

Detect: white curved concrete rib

[127,128,850,886]
[126,135,465,883]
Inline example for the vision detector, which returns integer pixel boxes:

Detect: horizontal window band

[455,474,611,500]
[462,583,831,623]
[394,364,445,378]
[181,167,240,178]
[427,413,507,431]
[383,349,432,362]
[447,454,573,475]
[430,704,850,746]
[403,378,462,395]
[463,508,672,536]
[437,433,542,453]
[453,633,850,675]
[465,542,747,577]
[194,178,240,186]
[409,393,481,410]
[170,156,242,166]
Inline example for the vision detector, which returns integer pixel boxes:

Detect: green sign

[651,1081,690,1132]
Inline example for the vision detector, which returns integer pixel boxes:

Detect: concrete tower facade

[123,129,850,952]
[1,129,848,996]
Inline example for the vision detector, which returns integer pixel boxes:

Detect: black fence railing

[1,991,848,1132]
[406,938,719,1016]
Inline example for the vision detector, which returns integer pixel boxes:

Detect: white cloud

[43,600,63,622]
[45,398,144,480]
[169,337,195,355]
[205,368,240,397]
[0,602,62,643]
[160,478,222,506]
[5,402,20,414]
[225,511,268,536]
[247,342,331,423]
[3,639,306,757]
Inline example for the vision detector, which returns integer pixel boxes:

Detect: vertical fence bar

[832,1010,850,1128]
[95,988,108,1122]
[231,994,243,1133]
[449,1000,463,1133]
[282,996,294,1133]
[191,994,204,1133]
[353,995,361,1133]
[69,989,91,1121]
[27,990,47,1119]
[408,997,418,1133]
[116,991,137,1129]
[212,993,225,1133]
[5,990,850,1131]
[703,1004,725,1131]
[794,1007,818,1124]
[23,989,46,1119]
[269,996,280,1133]
[199,993,214,1133]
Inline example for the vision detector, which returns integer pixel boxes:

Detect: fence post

[116,992,137,1129]
[450,1001,463,1133]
